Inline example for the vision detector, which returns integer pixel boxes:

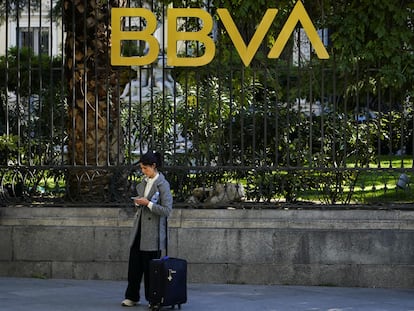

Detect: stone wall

[0,207,413,288]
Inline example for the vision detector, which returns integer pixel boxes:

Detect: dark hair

[139,151,162,168]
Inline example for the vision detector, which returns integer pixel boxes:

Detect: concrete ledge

[187,263,414,288]
[0,207,413,288]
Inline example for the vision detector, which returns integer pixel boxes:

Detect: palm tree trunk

[63,0,127,200]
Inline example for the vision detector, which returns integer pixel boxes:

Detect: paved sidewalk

[0,277,413,311]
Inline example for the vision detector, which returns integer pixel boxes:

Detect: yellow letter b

[111,8,159,66]
[167,8,215,67]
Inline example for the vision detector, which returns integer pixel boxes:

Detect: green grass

[347,156,413,203]
[298,156,414,204]
[346,155,413,169]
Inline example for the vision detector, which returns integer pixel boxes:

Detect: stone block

[0,261,51,278]
[187,263,229,283]
[94,228,130,261]
[0,227,12,260]
[355,264,414,288]
[308,230,414,265]
[72,262,127,280]
[178,228,313,265]
[51,261,74,279]
[13,226,95,261]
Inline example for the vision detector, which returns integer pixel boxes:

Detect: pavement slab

[0,277,413,311]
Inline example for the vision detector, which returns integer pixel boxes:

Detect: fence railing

[0,1,413,207]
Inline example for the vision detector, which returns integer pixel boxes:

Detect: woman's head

[139,151,162,167]
[138,151,162,177]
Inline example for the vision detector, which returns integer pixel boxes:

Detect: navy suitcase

[149,256,187,310]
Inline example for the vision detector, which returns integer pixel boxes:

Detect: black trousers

[125,222,161,302]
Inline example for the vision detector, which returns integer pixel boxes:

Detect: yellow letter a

[268,1,329,59]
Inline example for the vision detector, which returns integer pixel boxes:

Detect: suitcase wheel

[149,303,181,310]
[150,303,161,311]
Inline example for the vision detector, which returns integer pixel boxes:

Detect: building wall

[0,5,62,56]
[0,207,413,288]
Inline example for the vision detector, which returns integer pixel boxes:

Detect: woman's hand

[134,197,150,206]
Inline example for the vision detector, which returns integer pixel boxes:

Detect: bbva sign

[111,1,329,67]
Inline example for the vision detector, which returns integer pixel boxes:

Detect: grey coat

[129,172,173,251]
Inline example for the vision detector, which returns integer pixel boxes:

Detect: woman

[122,151,173,307]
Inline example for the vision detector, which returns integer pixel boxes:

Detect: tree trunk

[63,0,127,200]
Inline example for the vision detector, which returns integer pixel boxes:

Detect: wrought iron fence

[0,1,413,208]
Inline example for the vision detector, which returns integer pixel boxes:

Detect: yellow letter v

[217,8,278,67]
